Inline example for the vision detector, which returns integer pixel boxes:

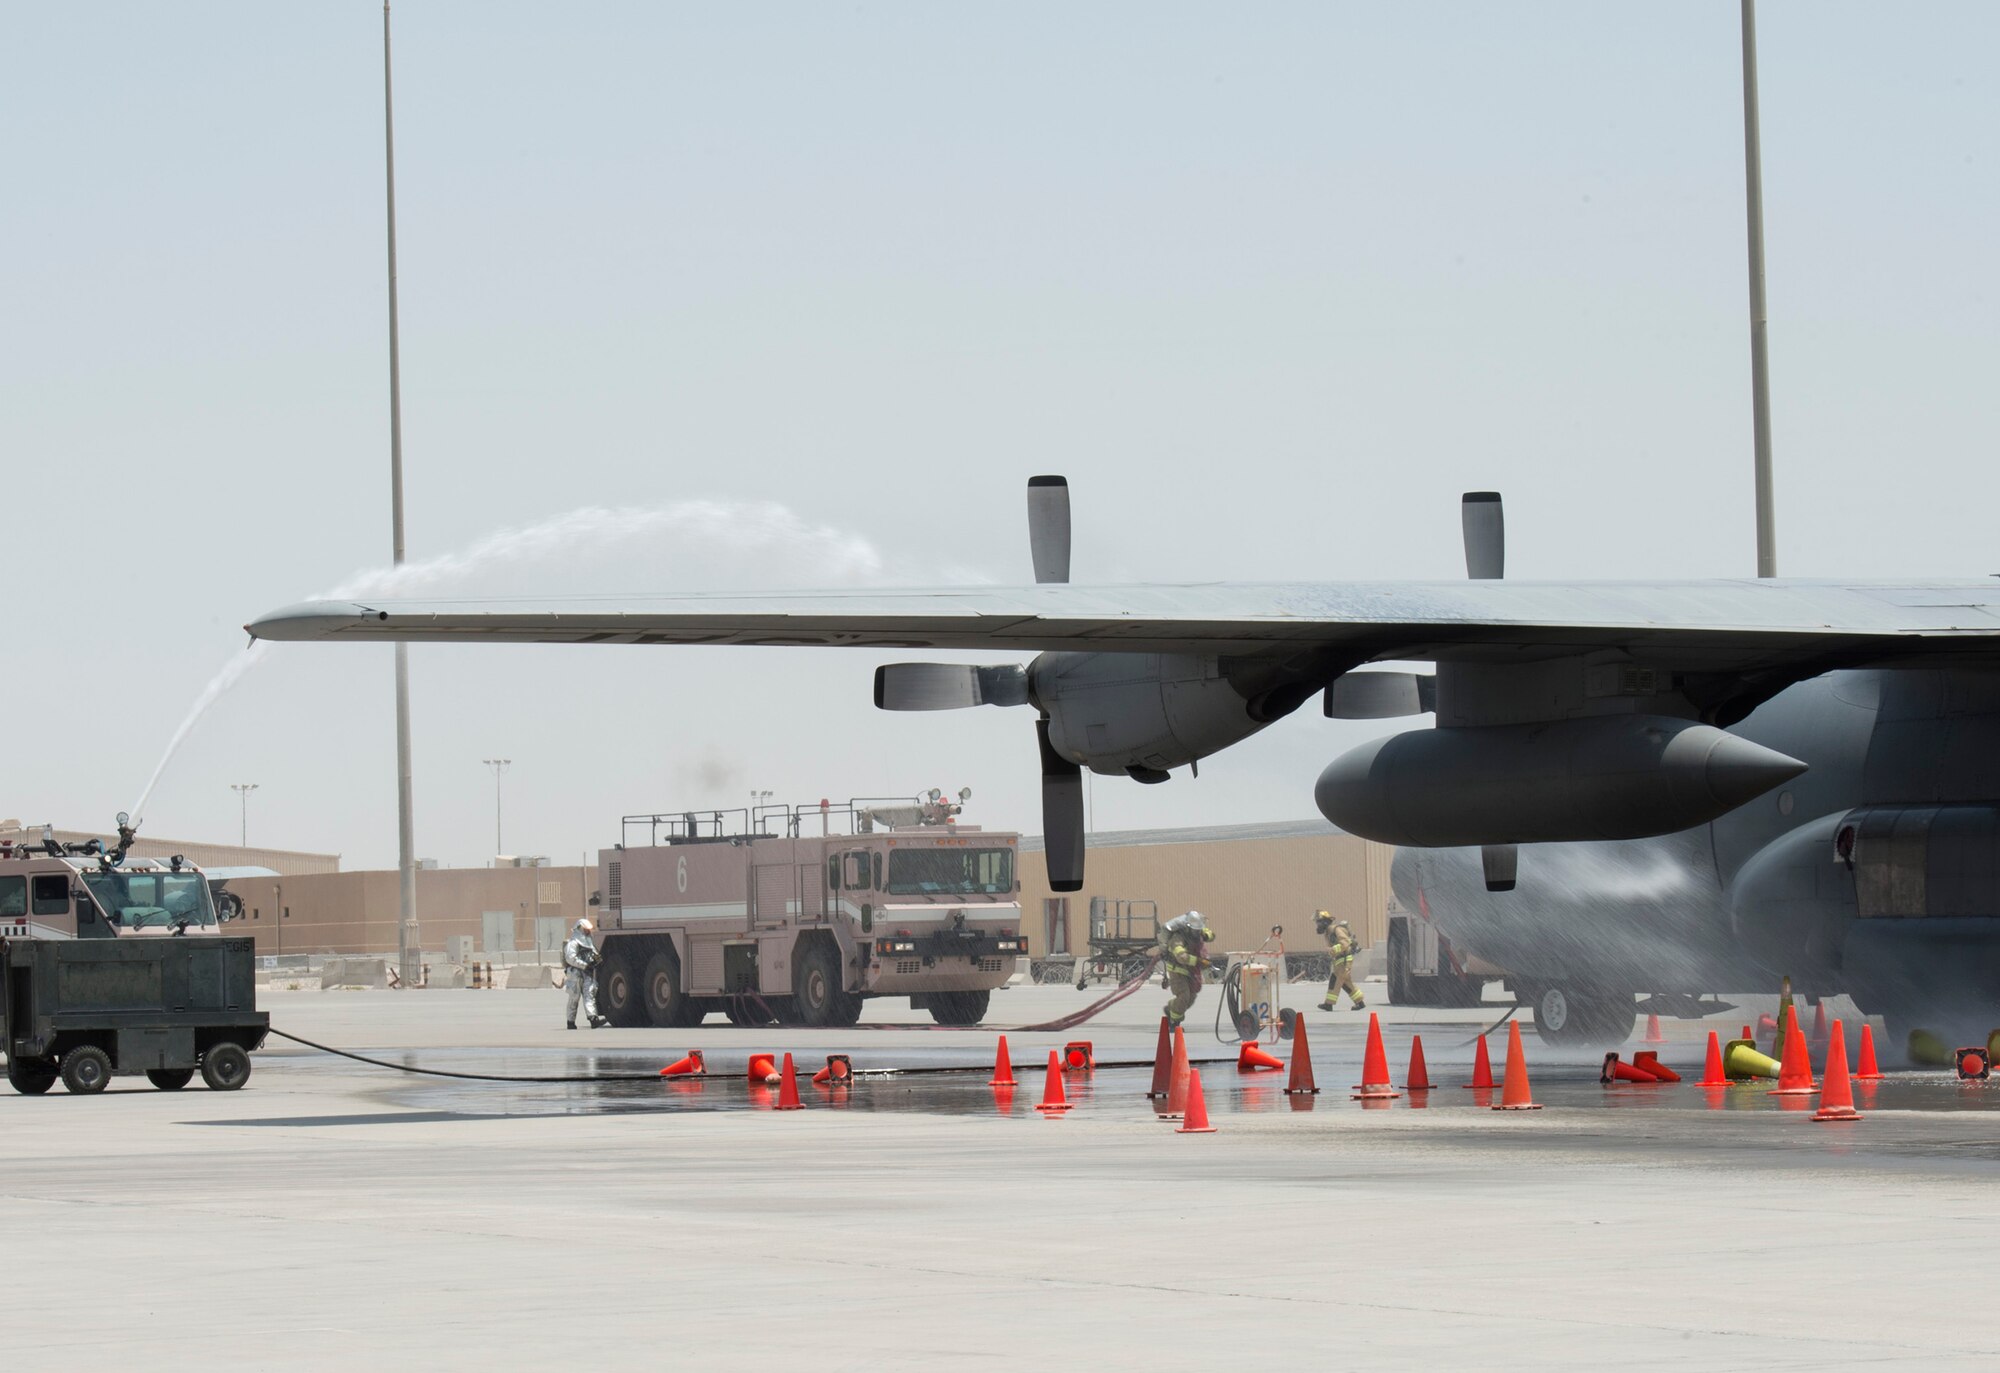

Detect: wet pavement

[10,983,2000,1369]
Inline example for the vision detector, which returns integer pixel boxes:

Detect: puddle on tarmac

[259,1046,2000,1122]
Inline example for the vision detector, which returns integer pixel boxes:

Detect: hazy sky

[5,4,1995,869]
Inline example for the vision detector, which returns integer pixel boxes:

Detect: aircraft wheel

[1526,983,1634,1047]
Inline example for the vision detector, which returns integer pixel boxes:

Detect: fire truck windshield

[81,871,216,929]
[885,847,1014,896]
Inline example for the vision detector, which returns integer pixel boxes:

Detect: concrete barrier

[506,964,556,989]
[320,958,390,989]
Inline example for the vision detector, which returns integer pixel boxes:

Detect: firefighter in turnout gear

[1315,910,1365,1011]
[1161,910,1214,1030]
[563,919,607,1029]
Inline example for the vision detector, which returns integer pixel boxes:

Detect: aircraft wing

[248,579,2000,668]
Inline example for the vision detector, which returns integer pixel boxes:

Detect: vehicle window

[0,876,24,917]
[827,855,841,891]
[843,853,870,889]
[79,871,215,928]
[885,847,1015,895]
[31,874,70,916]
[873,853,883,889]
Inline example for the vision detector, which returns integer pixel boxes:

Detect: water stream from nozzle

[127,500,940,828]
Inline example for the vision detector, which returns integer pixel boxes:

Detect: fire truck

[591,790,1026,1029]
[0,814,241,940]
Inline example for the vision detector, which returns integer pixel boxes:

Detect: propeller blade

[1461,491,1504,580]
[1325,671,1436,719]
[1027,475,1071,584]
[873,663,1028,711]
[1482,843,1518,893]
[1036,716,1085,892]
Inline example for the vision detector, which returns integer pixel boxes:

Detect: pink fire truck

[591,791,1025,1028]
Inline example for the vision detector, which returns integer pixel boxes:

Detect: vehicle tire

[1386,918,1414,1006]
[1525,983,1634,1048]
[793,942,848,1028]
[926,989,991,1027]
[597,958,645,1028]
[8,1057,58,1095]
[61,1045,114,1095]
[830,991,864,1027]
[771,997,807,1027]
[640,948,700,1029]
[201,1042,253,1091]
[147,1068,196,1091]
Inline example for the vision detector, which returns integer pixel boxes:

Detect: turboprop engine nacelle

[1315,714,1807,847]
[1033,651,1303,783]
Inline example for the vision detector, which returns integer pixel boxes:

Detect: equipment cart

[3,936,269,1095]
[1073,898,1161,989]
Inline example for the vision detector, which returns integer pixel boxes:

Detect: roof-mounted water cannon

[919,787,974,827]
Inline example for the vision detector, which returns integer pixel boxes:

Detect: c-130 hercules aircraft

[251,477,2000,1045]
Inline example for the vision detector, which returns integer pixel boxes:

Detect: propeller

[1462,490,1504,580]
[1464,490,1516,890]
[1027,475,1071,584]
[871,476,1087,892]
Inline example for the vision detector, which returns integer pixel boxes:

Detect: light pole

[230,783,259,848]
[484,759,512,856]
[384,0,421,987]
[1741,0,1777,577]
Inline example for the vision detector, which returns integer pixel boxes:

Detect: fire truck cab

[0,816,236,940]
[593,791,1025,1028]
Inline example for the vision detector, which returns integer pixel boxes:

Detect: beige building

[1017,820,1393,961]
[225,865,591,961]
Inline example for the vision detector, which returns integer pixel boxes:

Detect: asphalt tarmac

[5,982,1996,1370]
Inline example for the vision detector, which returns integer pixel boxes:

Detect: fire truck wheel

[927,989,991,1027]
[831,991,864,1027]
[793,943,848,1028]
[147,1068,196,1091]
[201,1042,253,1091]
[641,950,702,1028]
[8,1057,58,1095]
[597,960,644,1027]
[60,1046,114,1095]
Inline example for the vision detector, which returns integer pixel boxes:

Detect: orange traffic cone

[1035,1049,1072,1114]
[1175,1067,1218,1134]
[1813,1018,1862,1122]
[988,1035,1018,1088]
[1808,1000,1829,1050]
[1147,1017,1174,1099]
[747,1052,778,1084]
[775,1053,803,1110]
[1163,1027,1191,1118]
[1770,1013,1815,1096]
[1237,1041,1285,1072]
[1855,1023,1885,1080]
[1063,1041,1095,1072]
[1353,1013,1400,1100]
[659,1050,705,1078]
[1698,1031,1729,1087]
[811,1054,852,1087]
[1284,1015,1319,1096]
[1493,1020,1542,1110]
[1643,1013,1665,1044]
[1464,1033,1495,1089]
[1601,1053,1659,1085]
[1631,1050,1681,1083]
[1404,1035,1433,1092]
